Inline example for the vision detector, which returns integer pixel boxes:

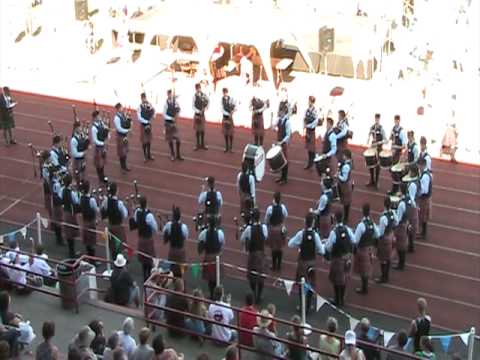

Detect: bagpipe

[72,105,90,152]
[193,179,221,232]
[140,102,155,134]
[94,109,111,142]
[194,92,209,113]
[47,120,70,167]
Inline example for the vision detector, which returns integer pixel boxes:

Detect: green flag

[191,263,201,279]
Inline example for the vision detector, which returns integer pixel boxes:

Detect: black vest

[370,124,383,143]
[62,188,74,213]
[277,118,287,142]
[300,229,316,261]
[239,173,251,194]
[136,209,152,238]
[383,210,395,234]
[205,190,219,215]
[194,92,208,112]
[392,126,403,146]
[168,222,185,248]
[358,219,374,248]
[94,122,108,142]
[304,107,316,126]
[419,151,430,166]
[269,204,284,226]
[320,190,333,216]
[107,197,122,226]
[248,224,265,253]
[322,129,333,154]
[407,142,416,163]
[398,199,407,224]
[81,195,96,221]
[420,171,432,198]
[338,160,351,183]
[53,148,69,167]
[414,316,431,350]
[331,225,352,258]
[222,96,233,114]
[205,228,221,254]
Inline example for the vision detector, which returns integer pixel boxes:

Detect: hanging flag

[304,282,312,293]
[283,279,294,296]
[41,217,49,228]
[460,333,469,346]
[349,316,359,330]
[191,263,201,279]
[153,258,160,269]
[384,331,395,346]
[20,227,27,238]
[316,294,327,312]
[8,233,16,243]
[127,246,134,259]
[180,264,187,275]
[439,335,452,352]
[0,236,3,244]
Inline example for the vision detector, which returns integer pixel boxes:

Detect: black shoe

[393,265,404,271]
[304,163,313,170]
[375,277,386,284]
[365,181,375,187]
[275,178,283,183]
[355,287,368,295]
[177,155,184,161]
[10,140,16,145]
[148,155,155,161]
[278,179,287,185]
[194,145,200,151]
[201,145,208,150]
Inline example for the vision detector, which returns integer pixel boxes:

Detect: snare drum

[379,150,393,168]
[389,195,401,210]
[243,144,266,181]
[390,163,408,184]
[314,154,328,176]
[266,145,287,172]
[363,148,378,168]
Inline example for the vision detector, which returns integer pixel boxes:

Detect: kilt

[0,112,14,129]
[140,124,152,144]
[165,122,179,142]
[116,134,129,158]
[194,113,206,132]
[296,257,316,286]
[406,206,419,236]
[329,255,351,286]
[239,191,253,214]
[394,222,408,252]
[252,115,264,137]
[222,116,234,136]
[94,146,106,169]
[202,252,221,282]
[52,204,63,224]
[354,246,373,277]
[418,197,431,223]
[138,235,155,265]
[81,218,97,247]
[168,246,186,264]
[43,189,52,218]
[281,143,288,160]
[325,155,338,176]
[305,129,316,152]
[109,224,127,257]
[266,225,285,251]
[247,251,265,278]
[377,232,394,262]
[72,158,86,178]
[338,179,353,206]
[336,138,347,160]
[318,214,332,239]
[63,211,79,239]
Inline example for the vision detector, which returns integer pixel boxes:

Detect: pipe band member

[337,149,353,223]
[304,95,319,170]
[198,176,223,220]
[417,157,432,240]
[366,113,386,188]
[58,173,80,258]
[163,206,189,278]
[275,96,292,185]
[163,89,183,161]
[79,180,100,258]
[91,110,109,184]
[264,191,288,272]
[221,87,236,152]
[114,103,131,172]
[237,162,256,214]
[193,83,209,150]
[250,96,267,146]
[137,92,156,161]
[334,109,350,161]
[375,196,399,284]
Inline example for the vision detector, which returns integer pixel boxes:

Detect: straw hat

[257,310,273,328]
[114,254,127,268]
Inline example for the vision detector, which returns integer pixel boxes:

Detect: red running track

[1,91,479,331]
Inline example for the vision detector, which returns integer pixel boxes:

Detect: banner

[460,333,469,346]
[349,316,359,330]
[41,217,49,228]
[440,335,452,352]
[316,294,327,312]
[191,263,201,279]
[20,226,27,238]
[283,279,294,296]
[384,331,395,346]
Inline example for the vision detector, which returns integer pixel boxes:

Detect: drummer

[406,130,419,167]
[237,161,256,214]
[404,165,419,253]
[417,157,432,240]
[394,183,409,270]
[317,117,338,176]
[303,95,319,170]
[337,149,353,224]
[264,191,288,272]
[198,176,223,219]
[390,115,407,165]
[274,96,292,185]
[313,176,334,238]
[366,113,386,189]
[335,110,350,161]
[419,136,432,171]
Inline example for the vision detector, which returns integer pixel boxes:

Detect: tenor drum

[314,155,328,176]
[390,163,408,184]
[243,144,266,181]
[389,195,401,210]
[379,150,393,168]
[363,148,378,168]
[266,145,287,172]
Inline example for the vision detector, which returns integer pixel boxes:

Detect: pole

[36,212,42,245]
[300,277,306,325]
[215,255,221,287]
[103,227,112,276]
[467,327,475,360]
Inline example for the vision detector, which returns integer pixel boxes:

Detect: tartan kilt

[354,246,373,277]
[329,255,352,286]
[140,125,153,144]
[296,256,316,286]
[377,232,394,262]
[193,113,206,132]
[252,115,264,137]
[394,222,408,252]
[418,197,431,223]
[94,146,106,169]
[222,116,234,136]
[81,218,97,247]
[406,206,419,236]
[63,211,79,239]
[239,191,253,214]
[165,122,179,142]
[138,235,155,265]
[116,134,129,158]
[336,139,347,160]
[52,204,63,223]
[247,251,265,275]
[305,129,316,152]
[325,156,338,177]
[266,225,285,251]
[338,180,353,206]
[43,191,52,218]
[202,252,221,282]
[73,158,86,179]
[0,112,15,129]
[168,246,186,264]
[319,214,332,239]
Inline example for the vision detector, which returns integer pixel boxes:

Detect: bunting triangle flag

[316,294,327,312]
[152,258,160,269]
[127,246,134,259]
[180,264,187,275]
[283,279,294,296]
[191,263,201,279]
[384,331,395,346]
[349,316,359,330]
[8,233,16,243]
[439,335,452,352]
[460,333,469,346]
[0,236,3,244]
[20,227,27,238]
[41,217,49,229]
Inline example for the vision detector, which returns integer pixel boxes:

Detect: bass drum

[242,144,266,181]
[266,145,287,172]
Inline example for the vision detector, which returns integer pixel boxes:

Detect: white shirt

[70,135,85,159]
[354,217,379,245]
[275,117,292,144]
[49,146,66,169]
[288,229,324,254]
[163,98,180,121]
[91,121,105,147]
[335,118,349,139]
[221,96,236,116]
[240,223,268,249]
[30,256,52,276]
[304,106,319,129]
[114,112,129,135]
[208,301,234,342]
[391,125,407,147]
[407,182,417,208]
[193,92,209,113]
[264,203,288,224]
[198,190,223,209]
[236,172,256,198]
[323,224,355,252]
[408,142,420,164]
[117,331,136,358]
[137,103,155,125]
[420,151,432,171]
[133,208,159,233]
[396,200,407,224]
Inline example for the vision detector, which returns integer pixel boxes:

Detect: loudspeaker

[74,0,88,21]
[319,27,335,53]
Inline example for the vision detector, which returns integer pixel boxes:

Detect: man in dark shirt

[356,318,380,360]
[109,254,139,307]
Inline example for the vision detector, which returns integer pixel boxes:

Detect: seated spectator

[68,346,82,360]
[0,324,20,357]
[0,341,9,360]
[89,320,106,356]
[252,309,282,359]
[117,317,136,358]
[208,286,236,344]
[152,334,184,360]
[69,325,96,359]
[266,303,277,334]
[238,293,257,347]
[223,345,239,360]
[339,330,365,360]
[409,298,431,353]
[103,332,120,360]
[0,291,35,344]
[113,347,128,360]
[35,321,59,360]
[146,270,174,321]
[285,315,307,360]
[165,278,189,337]
[356,318,380,360]
[185,288,208,343]
[131,327,154,360]
[414,337,436,359]
[318,317,341,360]
[108,254,140,307]
[386,329,408,360]
[29,244,55,286]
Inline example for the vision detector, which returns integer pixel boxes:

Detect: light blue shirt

[57,186,80,204]
[338,161,352,183]
[354,217,380,245]
[420,151,432,171]
[70,135,85,159]
[325,130,337,158]
[198,190,223,209]
[288,229,323,254]
[137,103,155,125]
[419,170,432,195]
[391,125,407,147]
[49,147,67,170]
[396,200,407,223]
[304,106,319,129]
[82,195,99,216]
[276,117,292,144]
[198,228,225,247]
[221,96,236,116]
[264,203,288,224]
[408,142,420,164]
[323,224,355,252]
[114,112,129,135]
[101,197,128,219]
[193,92,209,113]
[378,210,399,236]
[240,224,268,248]
[91,121,105,146]
[236,172,256,198]
[314,190,332,215]
[163,98,180,121]
[134,208,159,233]
[335,118,349,139]
[162,221,189,240]
[408,182,417,208]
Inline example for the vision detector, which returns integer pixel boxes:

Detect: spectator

[409,298,431,352]
[108,254,140,307]
[103,332,120,360]
[223,345,239,360]
[285,315,307,360]
[386,329,408,360]
[0,290,35,345]
[0,324,20,357]
[208,286,236,344]
[414,337,436,359]
[68,345,82,360]
[266,303,277,334]
[356,318,380,360]
[89,320,106,356]
[441,122,458,163]
[70,325,97,360]
[0,341,9,360]
[252,309,281,359]
[196,354,210,360]
[238,293,257,347]
[146,271,173,321]
[318,317,341,360]
[113,348,128,360]
[339,330,366,360]
[157,349,184,360]
[35,321,59,360]
[185,288,208,343]
[117,317,136,358]
[29,244,54,286]
[165,278,189,337]
[152,334,184,360]
[131,327,154,360]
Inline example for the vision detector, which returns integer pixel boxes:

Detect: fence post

[300,277,306,326]
[103,227,112,276]
[36,212,42,245]
[215,255,220,287]
[467,327,475,360]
